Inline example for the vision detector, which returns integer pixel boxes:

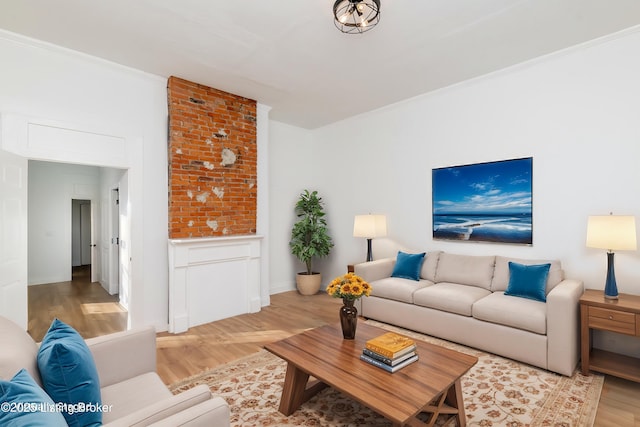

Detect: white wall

[305,27,640,293]
[28,161,125,293]
[28,161,99,284]
[0,30,168,330]
[268,121,318,293]
[270,28,640,355]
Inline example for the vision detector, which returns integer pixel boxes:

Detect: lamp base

[366,238,373,262]
[603,251,619,299]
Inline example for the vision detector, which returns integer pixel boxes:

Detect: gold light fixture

[333,0,381,34]
[586,214,637,299]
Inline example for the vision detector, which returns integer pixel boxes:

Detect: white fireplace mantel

[168,234,263,333]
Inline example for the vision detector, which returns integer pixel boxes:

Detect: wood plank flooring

[155,291,344,384]
[28,281,640,426]
[27,265,127,342]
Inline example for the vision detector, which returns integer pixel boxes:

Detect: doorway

[25,160,128,336]
[72,199,92,280]
[0,115,139,331]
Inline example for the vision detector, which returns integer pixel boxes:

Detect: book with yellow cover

[365,332,415,359]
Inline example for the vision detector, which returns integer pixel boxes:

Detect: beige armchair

[0,316,230,426]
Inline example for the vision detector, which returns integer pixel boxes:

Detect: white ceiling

[1,0,640,129]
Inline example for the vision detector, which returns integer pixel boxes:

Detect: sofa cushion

[0,315,41,386]
[504,262,550,302]
[491,256,564,293]
[0,369,67,426]
[413,283,491,316]
[370,277,432,303]
[391,251,426,281]
[434,253,496,290]
[420,251,441,282]
[473,292,547,334]
[37,318,102,427]
[101,372,173,423]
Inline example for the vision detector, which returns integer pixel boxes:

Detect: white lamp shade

[353,214,387,238]
[586,215,637,251]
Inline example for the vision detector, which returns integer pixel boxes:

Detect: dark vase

[340,298,358,339]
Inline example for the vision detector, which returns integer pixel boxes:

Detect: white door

[90,200,98,283]
[109,188,120,295]
[0,149,28,328]
[79,200,100,283]
[118,173,131,311]
[80,201,91,265]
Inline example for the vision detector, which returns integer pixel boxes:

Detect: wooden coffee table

[264,322,478,427]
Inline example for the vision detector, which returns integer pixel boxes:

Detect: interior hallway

[27,265,127,342]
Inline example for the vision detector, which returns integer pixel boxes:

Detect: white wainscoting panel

[168,235,263,333]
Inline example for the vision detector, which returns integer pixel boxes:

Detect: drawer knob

[609,315,613,320]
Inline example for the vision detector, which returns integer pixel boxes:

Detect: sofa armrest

[86,326,157,388]
[148,397,230,427]
[354,258,395,282]
[546,279,584,376]
[102,384,216,427]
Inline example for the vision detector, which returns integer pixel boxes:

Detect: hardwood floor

[155,291,344,384]
[28,284,640,426]
[594,375,640,427]
[27,265,127,342]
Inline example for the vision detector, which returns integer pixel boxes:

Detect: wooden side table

[580,289,640,382]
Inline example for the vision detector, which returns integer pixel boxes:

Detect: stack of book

[360,332,419,373]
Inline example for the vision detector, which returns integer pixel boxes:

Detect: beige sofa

[354,251,583,376]
[0,316,230,426]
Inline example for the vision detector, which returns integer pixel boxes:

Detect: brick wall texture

[167,76,257,238]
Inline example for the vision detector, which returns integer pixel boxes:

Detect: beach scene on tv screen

[432,157,532,245]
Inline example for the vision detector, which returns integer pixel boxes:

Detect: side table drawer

[588,306,636,335]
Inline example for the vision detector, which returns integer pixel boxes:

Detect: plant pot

[296,272,321,295]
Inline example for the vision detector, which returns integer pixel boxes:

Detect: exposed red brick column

[167,76,257,238]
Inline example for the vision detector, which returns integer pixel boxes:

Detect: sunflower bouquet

[326,272,372,301]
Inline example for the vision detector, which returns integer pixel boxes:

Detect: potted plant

[289,190,334,295]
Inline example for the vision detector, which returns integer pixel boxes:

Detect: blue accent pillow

[37,319,102,427]
[0,368,67,426]
[505,262,551,302]
[391,251,426,281]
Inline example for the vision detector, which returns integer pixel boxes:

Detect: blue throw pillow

[0,368,67,426]
[505,262,551,302]
[37,319,102,427]
[391,251,426,281]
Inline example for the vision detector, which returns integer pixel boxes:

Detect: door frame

[0,112,139,329]
[72,198,99,283]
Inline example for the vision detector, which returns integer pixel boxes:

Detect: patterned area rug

[169,321,603,426]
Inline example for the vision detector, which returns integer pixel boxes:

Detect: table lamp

[353,214,387,262]
[586,214,637,299]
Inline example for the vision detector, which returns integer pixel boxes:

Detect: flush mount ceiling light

[333,0,381,34]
